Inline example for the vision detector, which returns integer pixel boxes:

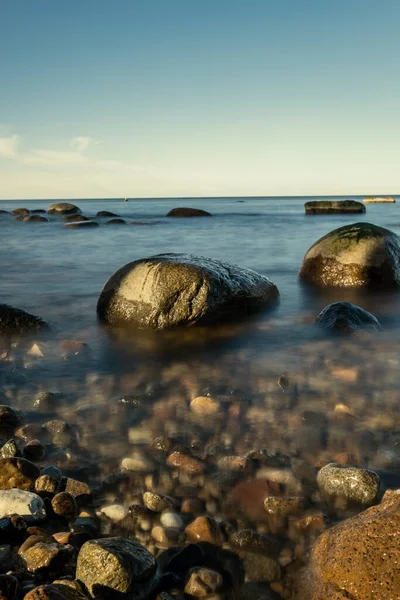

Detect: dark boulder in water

[105,218,126,225]
[299,222,400,287]
[96,211,119,217]
[166,207,212,217]
[315,302,380,332]
[47,203,81,215]
[62,215,91,223]
[64,220,99,228]
[31,209,46,214]
[97,253,279,330]
[11,208,29,216]
[304,200,366,214]
[0,304,49,336]
[23,215,48,222]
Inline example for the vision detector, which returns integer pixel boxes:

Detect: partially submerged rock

[363,196,395,203]
[97,253,279,329]
[0,457,40,490]
[64,220,99,228]
[11,207,29,216]
[47,203,82,215]
[0,304,49,336]
[305,200,366,214]
[0,489,45,521]
[299,222,400,287]
[315,302,381,332]
[23,215,48,222]
[296,496,400,599]
[166,207,212,217]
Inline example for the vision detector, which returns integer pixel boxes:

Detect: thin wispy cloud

[0,134,18,158]
[22,149,88,167]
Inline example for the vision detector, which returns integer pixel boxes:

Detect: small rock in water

[160,511,184,530]
[121,454,155,473]
[0,405,22,437]
[23,439,46,462]
[190,396,221,416]
[51,492,77,519]
[0,489,46,521]
[27,343,47,358]
[143,491,175,512]
[315,301,381,332]
[0,457,40,490]
[185,516,223,546]
[166,451,205,474]
[100,504,129,522]
[184,567,224,597]
[0,439,19,459]
[317,463,380,507]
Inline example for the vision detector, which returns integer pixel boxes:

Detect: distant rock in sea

[304,200,365,214]
[363,196,395,203]
[166,207,212,217]
[97,253,279,330]
[47,202,82,215]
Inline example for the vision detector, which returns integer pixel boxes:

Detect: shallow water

[1,196,400,481]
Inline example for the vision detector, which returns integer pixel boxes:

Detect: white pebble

[100,504,128,522]
[0,489,46,522]
[160,511,184,530]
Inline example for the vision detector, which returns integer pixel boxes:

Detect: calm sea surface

[1,195,400,477]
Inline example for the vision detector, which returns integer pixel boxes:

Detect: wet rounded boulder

[295,494,400,599]
[97,253,279,330]
[304,200,365,214]
[47,202,81,215]
[315,301,381,332]
[299,222,400,287]
[166,207,212,217]
[0,304,49,336]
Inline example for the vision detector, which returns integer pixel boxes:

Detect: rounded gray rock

[315,301,381,332]
[97,253,279,329]
[317,463,380,506]
[299,222,400,287]
[304,200,366,215]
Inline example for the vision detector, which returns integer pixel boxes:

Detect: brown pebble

[51,492,77,518]
[185,516,223,546]
[190,396,221,417]
[35,475,58,496]
[184,567,223,597]
[166,452,205,474]
[181,498,205,514]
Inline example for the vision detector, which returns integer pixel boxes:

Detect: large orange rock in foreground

[295,493,400,599]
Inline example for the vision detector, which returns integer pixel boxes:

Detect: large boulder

[315,302,381,332]
[304,200,365,214]
[299,222,400,287]
[166,207,212,217]
[295,495,400,599]
[97,254,279,330]
[0,304,49,336]
[47,203,81,215]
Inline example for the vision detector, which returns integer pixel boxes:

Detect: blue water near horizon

[1,194,400,374]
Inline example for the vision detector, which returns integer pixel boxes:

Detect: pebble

[121,455,155,473]
[143,491,175,512]
[264,496,304,517]
[190,396,221,416]
[51,492,77,519]
[166,451,205,474]
[185,516,223,546]
[0,489,45,521]
[317,463,380,506]
[100,504,129,522]
[217,455,250,471]
[160,511,184,529]
[184,567,223,597]
[35,475,59,496]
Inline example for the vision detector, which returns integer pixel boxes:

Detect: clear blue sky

[1,0,399,198]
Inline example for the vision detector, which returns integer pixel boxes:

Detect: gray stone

[315,301,381,332]
[317,463,380,507]
[0,304,49,335]
[76,537,157,597]
[97,253,279,329]
[0,489,46,521]
[304,200,365,214]
[299,222,400,287]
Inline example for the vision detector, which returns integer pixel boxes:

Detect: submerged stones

[97,253,279,330]
[315,301,381,332]
[47,203,81,215]
[304,200,366,214]
[166,207,212,217]
[299,222,400,287]
[317,463,380,507]
[0,304,49,335]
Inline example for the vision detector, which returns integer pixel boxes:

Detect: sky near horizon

[1,0,400,199]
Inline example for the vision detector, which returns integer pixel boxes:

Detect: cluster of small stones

[0,328,399,599]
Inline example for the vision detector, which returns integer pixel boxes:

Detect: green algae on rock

[299,222,400,287]
[97,253,279,330]
[304,200,366,214]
